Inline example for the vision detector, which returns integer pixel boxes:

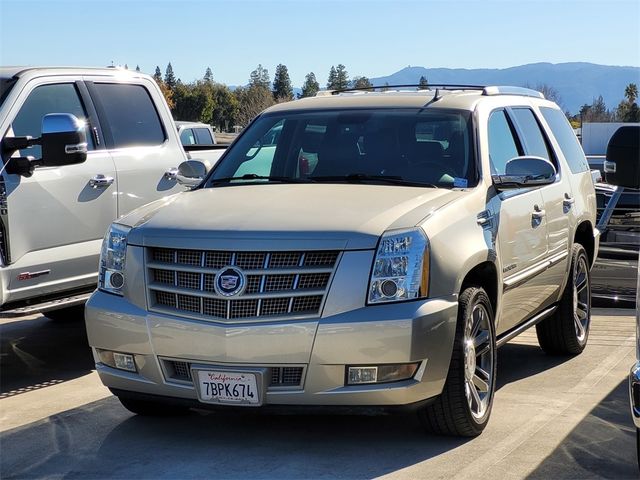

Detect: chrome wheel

[573,254,590,343]
[463,303,494,419]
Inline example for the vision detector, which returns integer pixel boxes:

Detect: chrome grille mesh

[162,359,304,388]
[148,248,339,322]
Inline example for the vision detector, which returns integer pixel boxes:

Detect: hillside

[369,62,640,114]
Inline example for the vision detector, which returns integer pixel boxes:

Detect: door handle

[164,167,179,181]
[563,193,575,208]
[89,174,114,189]
[531,205,546,221]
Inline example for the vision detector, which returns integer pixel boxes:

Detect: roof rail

[327,84,486,95]
[482,86,544,99]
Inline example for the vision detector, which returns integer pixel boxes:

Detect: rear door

[85,77,186,217]
[0,77,117,302]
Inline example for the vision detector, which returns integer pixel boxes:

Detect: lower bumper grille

[162,360,305,389]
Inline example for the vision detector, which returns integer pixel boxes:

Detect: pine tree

[335,64,349,90]
[153,66,162,83]
[135,65,141,72]
[300,72,320,98]
[204,67,213,83]
[272,64,293,101]
[351,76,372,89]
[327,66,337,90]
[164,62,177,89]
[418,76,428,90]
[249,64,270,89]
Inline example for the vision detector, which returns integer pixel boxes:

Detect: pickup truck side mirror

[604,126,640,189]
[492,156,557,191]
[3,113,87,176]
[40,113,88,167]
[176,160,207,188]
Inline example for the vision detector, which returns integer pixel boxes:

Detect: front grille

[147,248,339,322]
[161,359,304,389]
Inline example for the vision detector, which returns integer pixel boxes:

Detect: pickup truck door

[0,78,117,303]
[84,77,187,217]
[486,109,550,335]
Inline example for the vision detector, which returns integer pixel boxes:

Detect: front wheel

[419,286,497,436]
[536,243,591,355]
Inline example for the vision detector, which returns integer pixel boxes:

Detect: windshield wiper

[210,174,316,185]
[310,173,438,188]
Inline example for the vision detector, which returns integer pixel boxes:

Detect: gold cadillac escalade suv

[86,85,601,436]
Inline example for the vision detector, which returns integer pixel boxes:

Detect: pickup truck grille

[146,247,339,323]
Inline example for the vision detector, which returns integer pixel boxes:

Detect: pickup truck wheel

[536,244,591,355]
[45,305,85,322]
[419,286,496,437]
[117,396,190,416]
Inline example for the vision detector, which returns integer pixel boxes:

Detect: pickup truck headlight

[368,228,429,304]
[99,223,131,296]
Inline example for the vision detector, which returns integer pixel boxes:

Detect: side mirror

[604,126,639,189]
[176,160,206,188]
[492,156,557,191]
[39,113,88,167]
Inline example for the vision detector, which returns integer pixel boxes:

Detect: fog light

[97,349,137,372]
[347,363,419,385]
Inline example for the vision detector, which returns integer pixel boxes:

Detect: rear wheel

[117,396,191,416]
[419,286,496,436]
[536,244,591,355]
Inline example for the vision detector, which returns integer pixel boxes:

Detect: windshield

[0,77,17,108]
[206,108,476,188]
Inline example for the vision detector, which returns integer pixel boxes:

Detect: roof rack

[318,84,545,99]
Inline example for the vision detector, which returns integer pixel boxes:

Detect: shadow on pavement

[1,396,470,479]
[526,379,637,479]
[496,342,571,390]
[0,315,94,397]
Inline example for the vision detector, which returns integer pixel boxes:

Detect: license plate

[194,369,261,406]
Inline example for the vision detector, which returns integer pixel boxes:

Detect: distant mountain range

[368,62,640,114]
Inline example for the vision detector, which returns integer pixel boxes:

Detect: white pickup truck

[0,67,226,319]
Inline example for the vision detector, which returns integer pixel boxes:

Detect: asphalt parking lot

[0,308,637,479]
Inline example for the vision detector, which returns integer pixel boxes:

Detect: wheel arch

[574,220,595,268]
[459,261,499,318]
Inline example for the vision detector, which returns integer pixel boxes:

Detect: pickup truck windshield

[207,109,475,188]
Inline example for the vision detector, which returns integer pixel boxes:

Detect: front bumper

[631,362,640,429]
[85,290,458,408]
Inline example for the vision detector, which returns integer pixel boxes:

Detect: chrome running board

[0,292,91,318]
[496,305,558,348]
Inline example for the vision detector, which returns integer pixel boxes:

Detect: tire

[536,244,591,355]
[45,305,85,322]
[117,396,190,416]
[419,286,497,437]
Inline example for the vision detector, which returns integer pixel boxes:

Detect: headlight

[99,223,131,295]
[368,228,429,304]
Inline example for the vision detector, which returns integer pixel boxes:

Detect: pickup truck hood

[124,184,463,250]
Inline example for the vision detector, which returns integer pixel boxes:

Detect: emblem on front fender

[214,267,246,297]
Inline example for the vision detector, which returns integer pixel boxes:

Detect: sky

[1,0,639,88]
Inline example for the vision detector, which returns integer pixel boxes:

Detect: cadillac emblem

[214,266,245,297]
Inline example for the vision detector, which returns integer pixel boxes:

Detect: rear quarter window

[540,107,589,174]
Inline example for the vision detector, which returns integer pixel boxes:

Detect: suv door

[509,107,572,308]
[85,78,186,216]
[0,79,117,303]
[486,109,549,335]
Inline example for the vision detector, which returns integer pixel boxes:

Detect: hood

[124,184,463,250]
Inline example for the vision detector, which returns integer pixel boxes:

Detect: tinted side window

[93,83,165,148]
[488,110,521,175]
[11,83,94,158]
[511,108,555,168]
[194,127,213,144]
[180,128,196,145]
[540,107,589,173]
